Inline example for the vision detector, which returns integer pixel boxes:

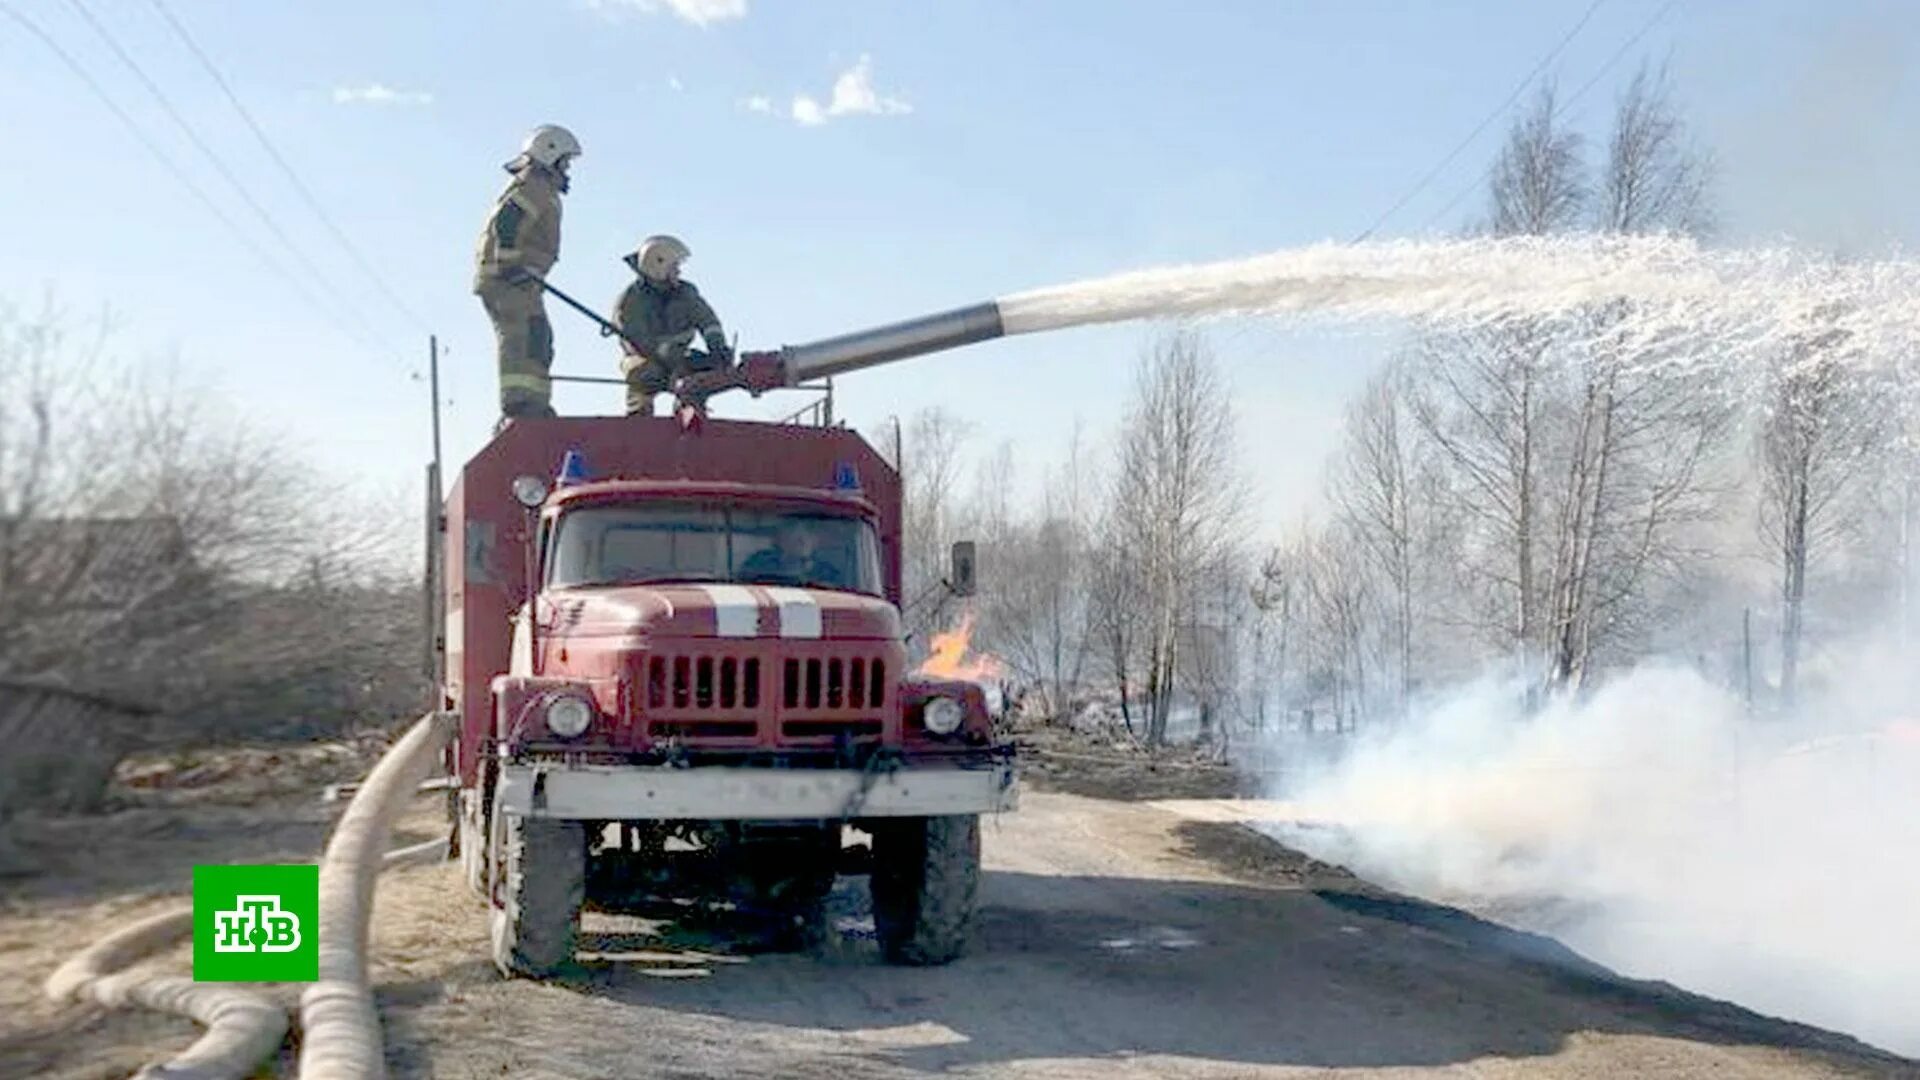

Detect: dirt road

[364,790,1910,1079]
[3,746,1909,1080]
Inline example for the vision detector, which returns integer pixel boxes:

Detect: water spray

[696,234,1920,413]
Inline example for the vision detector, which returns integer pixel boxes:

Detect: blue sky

[3,0,1917,536]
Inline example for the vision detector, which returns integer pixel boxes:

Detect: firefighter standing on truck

[612,234,732,417]
[474,124,581,422]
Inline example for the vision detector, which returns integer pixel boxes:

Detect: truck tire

[755,865,836,953]
[870,815,979,966]
[489,799,586,978]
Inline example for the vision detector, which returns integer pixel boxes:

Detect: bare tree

[981,425,1096,720]
[1408,322,1558,675]
[967,441,1016,548]
[1489,85,1588,238]
[1410,89,1587,686]
[1086,497,1148,737]
[899,406,974,649]
[1104,330,1244,745]
[0,304,425,755]
[1182,545,1257,751]
[1331,359,1430,718]
[1757,302,1889,701]
[1596,63,1713,237]
[1406,73,1730,698]
[1539,63,1724,690]
[1299,524,1373,731]
[1252,540,1302,730]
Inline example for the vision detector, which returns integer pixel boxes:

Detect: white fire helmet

[519,124,582,171]
[630,234,691,284]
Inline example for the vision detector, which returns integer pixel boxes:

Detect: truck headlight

[545,695,593,738]
[923,695,965,736]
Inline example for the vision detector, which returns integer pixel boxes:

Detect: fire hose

[44,907,286,1080]
[43,711,456,1080]
[298,710,456,1080]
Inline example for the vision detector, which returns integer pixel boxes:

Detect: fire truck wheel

[489,804,586,978]
[755,864,835,952]
[770,901,832,953]
[870,814,980,966]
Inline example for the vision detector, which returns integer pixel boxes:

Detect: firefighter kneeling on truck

[612,235,732,417]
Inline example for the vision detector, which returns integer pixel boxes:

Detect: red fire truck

[438,304,1018,974]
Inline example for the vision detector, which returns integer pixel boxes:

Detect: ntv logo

[193,865,318,981]
[213,895,302,953]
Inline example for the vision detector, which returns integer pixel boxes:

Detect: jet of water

[996,234,1920,383]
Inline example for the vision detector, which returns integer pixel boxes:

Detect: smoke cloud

[1260,636,1920,1056]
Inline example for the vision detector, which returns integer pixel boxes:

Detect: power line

[1351,0,1610,243]
[59,0,389,351]
[0,0,364,347]
[1218,2,1670,365]
[144,0,431,334]
[1414,0,1682,236]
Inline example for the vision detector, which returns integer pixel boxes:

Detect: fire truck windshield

[547,503,882,595]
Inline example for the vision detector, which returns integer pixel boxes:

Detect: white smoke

[1260,636,1920,1057]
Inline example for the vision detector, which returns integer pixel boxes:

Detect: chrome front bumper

[495,761,1019,820]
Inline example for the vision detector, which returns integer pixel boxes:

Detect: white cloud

[790,95,826,126]
[589,0,746,26]
[331,83,434,107]
[667,74,685,92]
[740,95,773,114]
[825,55,912,118]
[776,55,912,128]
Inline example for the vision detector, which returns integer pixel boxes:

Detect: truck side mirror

[949,541,977,598]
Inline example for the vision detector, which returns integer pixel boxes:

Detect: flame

[915,611,1005,683]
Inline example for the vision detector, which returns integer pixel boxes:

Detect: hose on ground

[43,713,457,1080]
[44,906,287,1080]
[298,711,457,1080]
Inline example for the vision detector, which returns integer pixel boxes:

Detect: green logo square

[192,864,319,982]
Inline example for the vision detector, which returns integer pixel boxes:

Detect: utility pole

[1742,607,1754,714]
[1902,468,1914,654]
[424,335,446,698]
[429,335,444,484]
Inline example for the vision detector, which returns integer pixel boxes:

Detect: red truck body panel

[443,417,903,785]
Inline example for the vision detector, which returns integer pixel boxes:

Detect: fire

[915,611,1005,683]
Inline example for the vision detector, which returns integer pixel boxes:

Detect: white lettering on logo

[212,894,301,954]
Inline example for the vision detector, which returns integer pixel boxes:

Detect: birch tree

[1757,302,1889,700]
[981,426,1096,719]
[1541,63,1722,690]
[1411,88,1585,681]
[1105,330,1243,745]
[899,406,974,647]
[1331,359,1429,717]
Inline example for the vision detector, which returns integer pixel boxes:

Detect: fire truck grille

[640,651,892,747]
[647,655,761,713]
[781,657,887,711]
